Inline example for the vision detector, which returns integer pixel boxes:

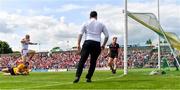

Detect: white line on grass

[95,74,125,81]
[24,74,125,89]
[0,81,60,84]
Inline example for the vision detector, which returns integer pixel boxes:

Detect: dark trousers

[75,40,101,79]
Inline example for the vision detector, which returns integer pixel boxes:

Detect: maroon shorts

[8,67,16,75]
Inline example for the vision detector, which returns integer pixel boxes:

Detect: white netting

[128,12,180,51]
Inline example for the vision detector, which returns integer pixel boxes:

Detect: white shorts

[21,49,29,56]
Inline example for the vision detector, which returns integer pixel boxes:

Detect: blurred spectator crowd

[0,46,175,70]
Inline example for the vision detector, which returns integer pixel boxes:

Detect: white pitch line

[94,74,125,81]
[0,81,60,84]
[23,82,73,89]
[24,74,125,89]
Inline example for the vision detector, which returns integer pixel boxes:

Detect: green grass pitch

[0,69,180,89]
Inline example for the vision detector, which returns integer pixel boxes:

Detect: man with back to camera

[73,11,109,83]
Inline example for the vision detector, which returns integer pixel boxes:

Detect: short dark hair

[90,11,97,18]
[113,37,117,40]
[24,62,29,66]
[26,34,30,38]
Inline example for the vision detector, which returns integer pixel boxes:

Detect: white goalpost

[123,0,128,75]
[157,0,161,70]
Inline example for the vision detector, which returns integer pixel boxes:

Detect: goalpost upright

[156,0,180,67]
[124,0,128,75]
[157,0,161,70]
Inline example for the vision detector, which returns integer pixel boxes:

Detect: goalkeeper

[1,62,30,76]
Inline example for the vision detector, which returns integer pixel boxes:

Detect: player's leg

[28,50,36,60]
[86,44,101,82]
[21,50,28,62]
[2,68,10,73]
[2,68,13,76]
[113,58,118,74]
[3,73,11,76]
[108,57,114,71]
[73,42,90,83]
[21,56,26,62]
[173,60,179,71]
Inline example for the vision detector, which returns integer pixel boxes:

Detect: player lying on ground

[21,34,38,62]
[106,37,120,74]
[1,62,30,76]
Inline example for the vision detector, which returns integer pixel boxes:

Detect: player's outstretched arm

[29,42,38,45]
[21,39,26,43]
[22,71,29,75]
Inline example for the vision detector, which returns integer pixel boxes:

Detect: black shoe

[111,69,114,74]
[112,69,116,74]
[73,77,80,83]
[114,69,116,74]
[86,78,92,83]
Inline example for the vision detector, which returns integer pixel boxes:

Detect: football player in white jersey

[21,34,37,62]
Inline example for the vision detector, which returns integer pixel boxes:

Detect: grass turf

[0,68,180,89]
